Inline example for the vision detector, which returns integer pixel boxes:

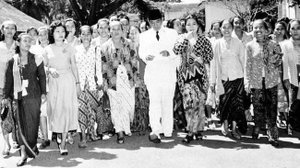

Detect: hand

[283,79,290,89]
[146,55,155,61]
[160,50,170,57]
[186,31,194,40]
[76,84,81,96]
[210,83,216,93]
[245,84,251,94]
[41,94,47,104]
[103,81,108,92]
[1,99,9,107]
[49,68,59,78]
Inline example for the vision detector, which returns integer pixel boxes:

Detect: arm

[3,60,14,100]
[70,47,80,92]
[239,41,246,72]
[37,61,47,95]
[244,44,252,92]
[281,43,289,81]
[95,46,103,88]
[193,36,214,64]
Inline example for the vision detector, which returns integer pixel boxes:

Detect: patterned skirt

[131,85,149,134]
[173,82,187,130]
[277,81,289,113]
[0,92,15,135]
[219,78,247,133]
[78,89,105,138]
[181,80,206,133]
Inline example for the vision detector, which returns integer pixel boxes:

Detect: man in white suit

[139,9,179,143]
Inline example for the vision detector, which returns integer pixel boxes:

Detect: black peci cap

[148,8,163,20]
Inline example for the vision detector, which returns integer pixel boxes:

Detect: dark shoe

[252,127,259,139]
[231,131,241,140]
[16,158,27,167]
[116,132,125,144]
[195,132,203,140]
[59,145,68,155]
[148,134,161,144]
[39,140,50,149]
[33,146,39,156]
[270,140,279,147]
[182,135,193,144]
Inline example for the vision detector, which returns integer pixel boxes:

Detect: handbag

[1,106,9,121]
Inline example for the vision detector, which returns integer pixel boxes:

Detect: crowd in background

[0,8,300,167]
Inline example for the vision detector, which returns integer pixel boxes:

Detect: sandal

[182,135,193,144]
[231,131,241,140]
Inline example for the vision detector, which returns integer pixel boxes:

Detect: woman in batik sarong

[211,19,247,140]
[0,20,18,156]
[245,19,283,147]
[101,21,138,144]
[3,33,46,166]
[173,14,213,143]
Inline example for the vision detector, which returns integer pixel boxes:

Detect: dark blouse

[3,52,47,100]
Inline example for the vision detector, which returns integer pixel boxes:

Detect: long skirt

[96,92,114,135]
[173,83,187,130]
[181,80,206,133]
[252,80,278,141]
[78,89,102,139]
[14,98,40,158]
[0,91,15,136]
[219,78,247,133]
[278,81,289,113]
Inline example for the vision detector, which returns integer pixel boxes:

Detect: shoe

[231,131,241,140]
[78,141,88,148]
[59,145,68,155]
[287,124,293,136]
[16,158,27,167]
[66,136,74,145]
[182,135,193,144]
[39,140,50,149]
[195,132,203,140]
[33,146,39,156]
[148,134,161,144]
[270,140,279,147]
[116,133,125,144]
[2,148,10,156]
[252,127,259,139]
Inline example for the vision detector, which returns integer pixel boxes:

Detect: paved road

[1,127,300,168]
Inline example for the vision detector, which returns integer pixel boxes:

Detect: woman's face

[274,23,286,39]
[53,26,66,42]
[38,29,48,45]
[140,22,147,32]
[98,21,110,38]
[19,35,32,51]
[80,27,92,44]
[290,21,300,40]
[120,18,129,35]
[211,23,222,38]
[2,23,16,40]
[129,27,139,42]
[253,20,267,41]
[65,21,76,36]
[221,21,233,38]
[28,29,38,44]
[92,26,99,39]
[185,18,199,34]
[173,19,182,34]
[110,23,123,39]
[233,17,244,31]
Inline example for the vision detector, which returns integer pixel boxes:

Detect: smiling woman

[3,33,47,166]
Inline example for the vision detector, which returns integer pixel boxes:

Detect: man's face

[149,19,162,31]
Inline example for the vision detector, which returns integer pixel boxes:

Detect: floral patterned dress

[101,38,139,135]
[173,34,213,133]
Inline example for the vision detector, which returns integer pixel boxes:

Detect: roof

[0,0,45,31]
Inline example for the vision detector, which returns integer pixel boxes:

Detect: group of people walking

[0,8,300,167]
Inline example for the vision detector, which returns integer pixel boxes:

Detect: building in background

[278,0,300,19]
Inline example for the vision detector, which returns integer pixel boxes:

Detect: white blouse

[75,44,102,90]
[0,41,16,89]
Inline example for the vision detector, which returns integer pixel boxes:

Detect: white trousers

[147,81,176,138]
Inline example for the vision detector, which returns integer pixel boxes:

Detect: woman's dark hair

[0,20,18,41]
[15,33,30,54]
[253,19,269,30]
[275,21,289,39]
[210,20,221,30]
[118,13,130,23]
[287,19,300,36]
[140,20,150,31]
[97,18,110,31]
[64,18,79,36]
[167,19,177,29]
[26,27,38,35]
[48,20,68,44]
[229,16,245,27]
[220,19,233,28]
[185,14,205,33]
[79,25,92,35]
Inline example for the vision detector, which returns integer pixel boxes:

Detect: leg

[266,86,279,146]
[39,116,50,149]
[161,82,176,137]
[251,88,265,139]
[147,84,163,138]
[16,145,28,166]
[2,134,11,155]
